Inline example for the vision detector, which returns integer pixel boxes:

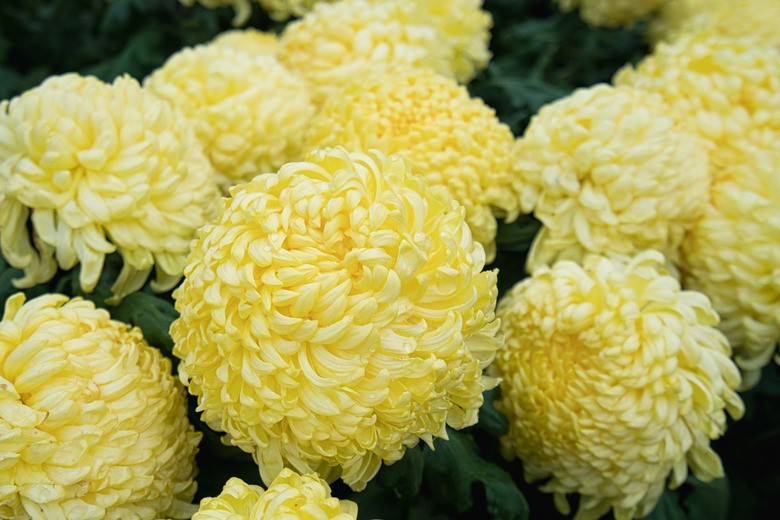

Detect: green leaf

[494,216,541,253]
[423,429,528,520]
[110,291,178,356]
[641,487,686,520]
[469,388,509,439]
[376,445,424,499]
[680,476,729,520]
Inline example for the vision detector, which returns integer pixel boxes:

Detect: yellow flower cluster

[680,135,780,389]
[144,43,315,190]
[494,251,744,520]
[278,0,492,104]
[192,470,357,520]
[649,0,780,47]
[306,70,520,262]
[554,0,666,28]
[513,83,710,271]
[171,147,501,491]
[0,293,202,520]
[210,28,279,56]
[0,73,218,303]
[614,32,780,153]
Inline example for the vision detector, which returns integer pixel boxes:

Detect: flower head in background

[614,32,780,152]
[0,73,218,303]
[306,70,520,262]
[278,0,492,104]
[192,470,357,519]
[171,147,501,491]
[0,293,202,520]
[681,134,780,388]
[513,84,710,271]
[210,28,280,56]
[144,44,315,190]
[494,251,744,520]
[553,0,666,28]
[649,0,780,48]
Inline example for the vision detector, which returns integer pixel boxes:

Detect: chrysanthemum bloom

[305,70,520,262]
[0,293,202,519]
[192,470,357,519]
[278,0,492,104]
[553,0,666,28]
[680,134,780,388]
[210,28,280,56]
[513,84,710,271]
[0,73,218,304]
[144,44,315,189]
[171,147,501,490]
[648,0,780,47]
[614,33,780,153]
[494,251,744,520]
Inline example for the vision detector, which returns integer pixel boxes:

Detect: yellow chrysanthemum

[210,28,280,56]
[192,470,357,519]
[144,44,315,189]
[494,251,744,520]
[649,0,780,47]
[171,147,501,491]
[680,134,780,388]
[306,70,519,263]
[278,0,492,104]
[0,73,218,304]
[0,293,202,520]
[614,33,780,152]
[554,0,666,28]
[513,84,710,271]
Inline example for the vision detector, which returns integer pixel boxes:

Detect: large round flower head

[144,43,316,190]
[210,28,280,56]
[278,0,492,104]
[0,293,202,519]
[0,73,218,304]
[553,0,666,28]
[171,147,501,491]
[614,32,780,152]
[192,470,357,519]
[680,133,780,388]
[649,0,780,47]
[494,251,744,520]
[306,70,520,263]
[513,84,710,271]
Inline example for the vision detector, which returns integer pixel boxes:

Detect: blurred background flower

[306,69,521,262]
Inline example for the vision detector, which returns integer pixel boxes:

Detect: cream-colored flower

[210,28,280,56]
[306,70,519,262]
[192,470,357,519]
[0,293,202,520]
[278,0,492,104]
[144,43,315,189]
[554,0,666,27]
[680,133,780,388]
[494,251,744,520]
[649,0,780,47]
[171,147,501,491]
[513,84,710,271]
[614,33,780,153]
[0,73,218,304]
